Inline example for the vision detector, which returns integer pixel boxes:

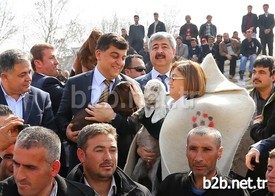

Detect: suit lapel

[0,88,8,105]
[23,89,34,122]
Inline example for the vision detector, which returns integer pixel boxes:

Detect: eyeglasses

[168,76,185,82]
[127,67,146,72]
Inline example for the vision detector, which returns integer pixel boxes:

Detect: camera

[17,124,31,132]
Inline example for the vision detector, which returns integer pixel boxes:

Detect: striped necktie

[98,80,111,103]
[158,74,168,92]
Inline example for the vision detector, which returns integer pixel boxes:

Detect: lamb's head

[144,79,167,123]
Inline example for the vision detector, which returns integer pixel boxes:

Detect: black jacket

[147,21,166,38]
[156,171,249,196]
[0,175,95,196]
[66,163,152,196]
[251,93,275,142]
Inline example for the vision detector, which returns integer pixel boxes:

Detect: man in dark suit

[56,32,142,171]
[30,43,65,116]
[129,15,145,54]
[0,126,95,196]
[258,4,275,56]
[136,32,176,93]
[147,12,166,38]
[0,49,56,131]
[241,5,258,37]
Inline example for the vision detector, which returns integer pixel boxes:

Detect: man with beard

[135,31,176,93]
[66,123,151,195]
[156,126,248,195]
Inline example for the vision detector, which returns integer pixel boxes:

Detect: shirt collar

[84,175,117,196]
[50,179,58,196]
[0,84,27,100]
[151,68,170,79]
[94,67,115,85]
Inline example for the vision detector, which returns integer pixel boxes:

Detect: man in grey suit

[56,33,142,171]
[0,49,56,132]
[135,32,176,93]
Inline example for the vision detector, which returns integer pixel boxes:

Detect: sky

[1,0,274,52]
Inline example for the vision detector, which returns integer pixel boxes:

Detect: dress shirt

[90,67,114,105]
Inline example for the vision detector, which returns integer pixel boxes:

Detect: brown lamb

[70,81,138,131]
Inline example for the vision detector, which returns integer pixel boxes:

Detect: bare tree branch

[0,1,18,45]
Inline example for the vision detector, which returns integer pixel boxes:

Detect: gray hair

[77,123,117,151]
[16,126,61,163]
[148,32,176,51]
[187,126,222,148]
[0,49,32,73]
[0,104,13,116]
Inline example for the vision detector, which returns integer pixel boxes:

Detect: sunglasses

[127,67,146,72]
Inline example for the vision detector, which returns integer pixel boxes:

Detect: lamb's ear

[151,106,166,123]
[145,106,154,118]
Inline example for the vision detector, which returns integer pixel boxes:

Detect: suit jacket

[147,21,166,38]
[241,13,258,34]
[31,72,65,115]
[135,72,152,92]
[0,86,57,132]
[129,24,145,52]
[258,13,275,38]
[56,70,139,169]
[0,175,95,196]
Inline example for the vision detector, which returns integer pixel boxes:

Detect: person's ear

[124,69,131,75]
[217,146,223,160]
[34,59,43,70]
[51,160,61,177]
[77,148,86,163]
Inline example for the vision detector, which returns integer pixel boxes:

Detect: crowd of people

[0,3,274,196]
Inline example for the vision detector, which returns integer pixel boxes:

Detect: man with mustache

[135,31,176,93]
[66,123,151,195]
[156,126,248,195]
[243,55,275,186]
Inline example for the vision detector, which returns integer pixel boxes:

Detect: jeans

[240,54,257,72]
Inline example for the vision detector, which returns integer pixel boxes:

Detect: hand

[66,123,80,143]
[253,115,262,124]
[245,148,260,171]
[85,103,115,122]
[0,116,24,152]
[137,146,159,164]
[130,83,145,109]
[226,54,232,60]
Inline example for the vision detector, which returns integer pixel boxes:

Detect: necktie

[98,80,111,103]
[158,74,168,92]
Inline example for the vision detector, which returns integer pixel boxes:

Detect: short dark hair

[253,55,275,76]
[95,32,128,52]
[187,126,222,148]
[263,4,269,7]
[124,54,144,69]
[154,12,158,16]
[134,15,139,18]
[77,123,117,151]
[0,104,13,116]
